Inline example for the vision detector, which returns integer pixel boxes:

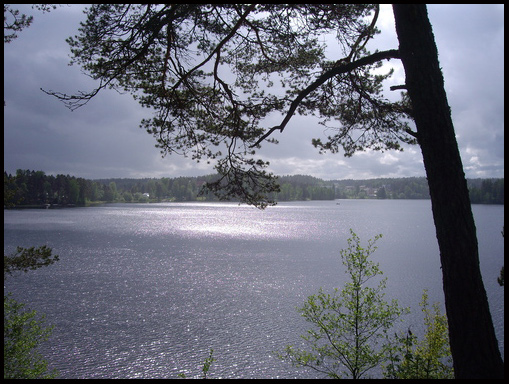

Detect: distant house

[143,193,150,198]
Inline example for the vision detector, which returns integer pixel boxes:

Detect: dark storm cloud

[4,4,212,179]
[3,4,504,180]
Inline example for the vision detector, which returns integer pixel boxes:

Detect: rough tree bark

[393,4,504,379]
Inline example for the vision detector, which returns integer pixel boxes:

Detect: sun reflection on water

[127,202,312,240]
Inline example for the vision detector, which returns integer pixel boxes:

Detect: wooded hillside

[4,170,503,206]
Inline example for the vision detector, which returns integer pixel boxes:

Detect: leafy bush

[4,294,58,379]
[383,290,453,379]
[277,229,408,379]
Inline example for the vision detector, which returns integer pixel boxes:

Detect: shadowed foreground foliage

[4,246,60,379]
[4,295,58,379]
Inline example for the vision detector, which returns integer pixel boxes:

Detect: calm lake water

[4,200,504,378]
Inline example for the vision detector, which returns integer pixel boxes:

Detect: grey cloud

[3,4,503,180]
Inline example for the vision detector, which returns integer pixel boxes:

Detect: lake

[3,200,504,378]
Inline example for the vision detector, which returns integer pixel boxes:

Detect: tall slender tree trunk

[392,5,503,378]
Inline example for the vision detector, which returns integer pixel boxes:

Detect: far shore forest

[4,170,504,208]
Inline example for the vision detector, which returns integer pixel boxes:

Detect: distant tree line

[332,177,504,204]
[271,175,336,201]
[4,170,503,207]
[4,170,95,206]
[333,177,431,200]
[466,178,505,204]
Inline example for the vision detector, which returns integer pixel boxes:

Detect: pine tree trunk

[392,4,503,379]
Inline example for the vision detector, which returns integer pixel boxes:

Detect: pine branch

[251,49,401,147]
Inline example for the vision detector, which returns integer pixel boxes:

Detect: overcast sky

[4,4,504,180]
